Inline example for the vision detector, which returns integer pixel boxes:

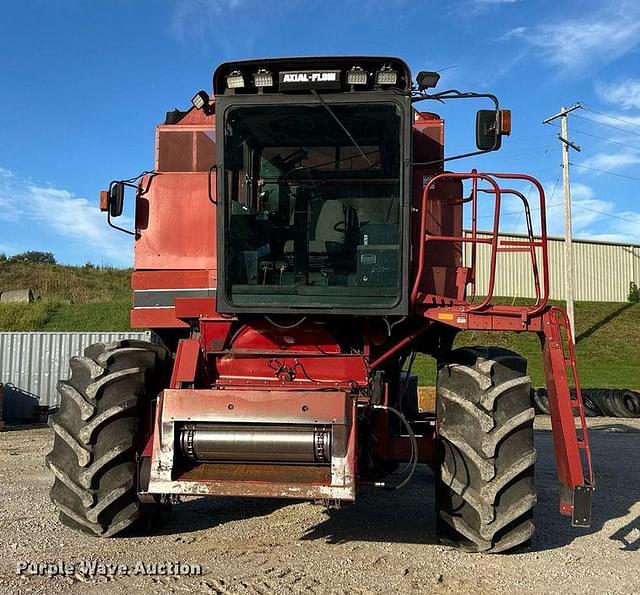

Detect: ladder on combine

[414,170,594,526]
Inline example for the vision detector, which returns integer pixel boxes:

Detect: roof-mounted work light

[253,69,273,88]
[375,66,397,86]
[226,70,245,89]
[416,71,440,90]
[347,67,368,86]
[191,90,210,110]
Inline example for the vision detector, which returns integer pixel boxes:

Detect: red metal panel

[161,388,350,425]
[130,307,189,329]
[200,318,234,351]
[170,339,201,388]
[214,354,368,388]
[174,297,216,319]
[132,270,215,290]
[228,321,341,354]
[134,172,216,270]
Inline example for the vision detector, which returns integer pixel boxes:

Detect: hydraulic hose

[372,404,418,490]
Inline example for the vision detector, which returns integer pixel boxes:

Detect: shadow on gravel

[145,496,289,537]
[301,466,438,545]
[532,423,640,552]
[303,424,640,552]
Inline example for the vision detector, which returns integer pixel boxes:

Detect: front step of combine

[46,340,168,537]
[436,347,536,553]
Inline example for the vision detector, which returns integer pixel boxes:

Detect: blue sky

[1,0,639,266]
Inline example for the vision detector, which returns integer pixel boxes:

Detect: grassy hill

[1,261,639,388]
[0,261,131,331]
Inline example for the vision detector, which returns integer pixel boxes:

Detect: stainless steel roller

[179,424,331,464]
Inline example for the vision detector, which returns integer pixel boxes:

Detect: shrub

[9,251,56,265]
[628,281,640,303]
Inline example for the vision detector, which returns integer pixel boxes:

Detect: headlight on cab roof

[253,70,273,88]
[375,67,397,86]
[226,70,245,89]
[347,67,368,85]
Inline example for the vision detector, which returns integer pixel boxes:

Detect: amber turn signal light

[99,190,109,212]
[499,109,512,135]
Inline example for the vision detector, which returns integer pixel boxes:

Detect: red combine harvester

[47,57,593,552]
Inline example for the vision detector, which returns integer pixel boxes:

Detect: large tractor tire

[436,346,536,553]
[46,340,168,537]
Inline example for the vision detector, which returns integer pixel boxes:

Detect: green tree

[628,281,640,303]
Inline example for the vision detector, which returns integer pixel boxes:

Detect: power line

[571,113,640,138]
[572,203,639,224]
[477,197,638,225]
[561,127,640,152]
[583,106,640,130]
[547,174,561,203]
[571,162,640,181]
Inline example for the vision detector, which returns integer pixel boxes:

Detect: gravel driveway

[0,417,638,594]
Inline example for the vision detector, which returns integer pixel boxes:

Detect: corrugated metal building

[464,232,640,302]
[0,331,151,419]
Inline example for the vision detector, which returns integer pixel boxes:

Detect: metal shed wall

[0,332,152,419]
[464,232,640,302]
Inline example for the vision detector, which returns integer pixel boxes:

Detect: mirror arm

[412,148,494,167]
[412,89,500,110]
[137,171,159,197]
[107,210,136,236]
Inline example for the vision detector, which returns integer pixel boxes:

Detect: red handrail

[411,171,550,317]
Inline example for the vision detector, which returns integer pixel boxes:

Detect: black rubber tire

[531,387,550,415]
[581,390,602,417]
[46,340,168,537]
[589,389,614,416]
[611,389,640,418]
[436,346,536,553]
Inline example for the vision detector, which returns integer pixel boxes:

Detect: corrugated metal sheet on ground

[0,332,151,419]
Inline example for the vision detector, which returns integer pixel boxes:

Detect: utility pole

[543,103,582,342]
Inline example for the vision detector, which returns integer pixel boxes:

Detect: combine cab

[47,56,593,552]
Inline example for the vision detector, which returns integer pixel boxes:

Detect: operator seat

[310,199,347,253]
[284,199,351,255]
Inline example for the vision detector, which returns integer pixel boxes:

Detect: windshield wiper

[310,90,373,167]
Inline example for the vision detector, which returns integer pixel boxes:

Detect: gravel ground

[0,417,638,594]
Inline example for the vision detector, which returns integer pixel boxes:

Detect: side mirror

[476,109,511,151]
[108,182,125,217]
[476,110,501,151]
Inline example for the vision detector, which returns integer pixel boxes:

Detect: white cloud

[171,0,256,41]
[498,180,640,244]
[506,2,640,72]
[499,26,526,41]
[581,151,640,172]
[542,181,640,243]
[466,0,519,15]
[0,168,132,266]
[596,79,640,111]
[473,0,518,5]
